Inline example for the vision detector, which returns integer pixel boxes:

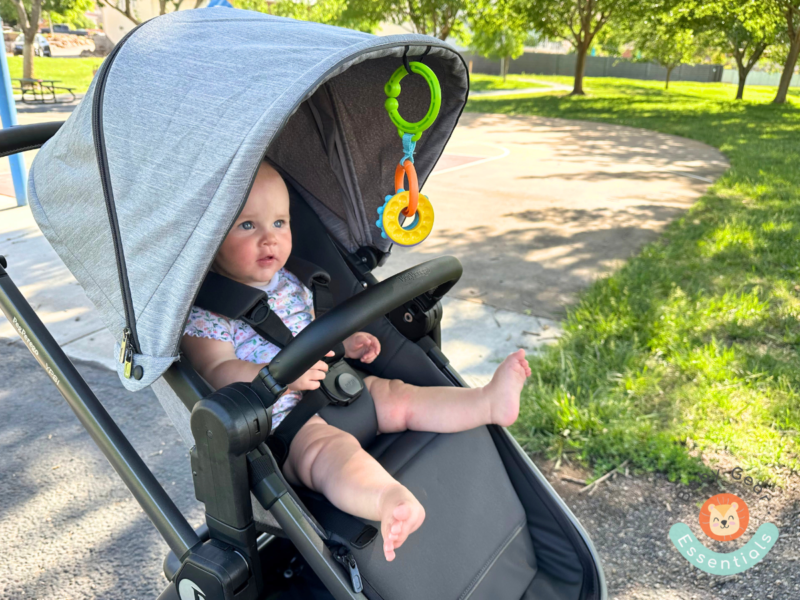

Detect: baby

[182,162,532,562]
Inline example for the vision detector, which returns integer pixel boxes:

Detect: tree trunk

[733,53,747,100]
[665,66,673,90]
[23,34,35,79]
[572,42,589,95]
[503,55,511,81]
[774,34,800,104]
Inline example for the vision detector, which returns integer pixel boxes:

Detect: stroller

[0,9,607,600]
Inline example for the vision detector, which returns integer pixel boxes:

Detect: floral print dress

[183,268,314,429]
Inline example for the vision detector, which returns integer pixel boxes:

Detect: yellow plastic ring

[381,191,434,246]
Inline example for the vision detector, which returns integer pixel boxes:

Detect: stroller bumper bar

[0,256,202,561]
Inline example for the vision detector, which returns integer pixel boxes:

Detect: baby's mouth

[257,254,277,265]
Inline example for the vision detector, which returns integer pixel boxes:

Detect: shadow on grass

[466,82,800,484]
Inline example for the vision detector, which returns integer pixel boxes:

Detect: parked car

[14,34,51,57]
[40,24,88,36]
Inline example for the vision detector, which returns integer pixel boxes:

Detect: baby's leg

[283,415,425,561]
[366,349,532,434]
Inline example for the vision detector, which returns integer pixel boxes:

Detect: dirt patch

[534,458,800,599]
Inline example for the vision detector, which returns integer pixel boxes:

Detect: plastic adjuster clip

[252,367,287,409]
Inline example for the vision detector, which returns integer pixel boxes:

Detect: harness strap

[195,271,295,349]
[266,388,331,466]
[285,256,335,318]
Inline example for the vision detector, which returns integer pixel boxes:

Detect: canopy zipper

[91,22,145,378]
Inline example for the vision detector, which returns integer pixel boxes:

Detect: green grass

[469,73,548,92]
[466,77,800,486]
[7,56,104,93]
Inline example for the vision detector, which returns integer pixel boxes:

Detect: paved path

[0,341,201,599]
[379,112,728,320]
[1,106,727,385]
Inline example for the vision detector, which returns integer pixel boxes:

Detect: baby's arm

[182,334,263,389]
[182,334,332,391]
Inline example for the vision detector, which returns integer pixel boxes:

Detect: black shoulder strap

[195,271,294,349]
[285,256,335,319]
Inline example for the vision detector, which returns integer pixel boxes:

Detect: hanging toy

[376,159,434,246]
[377,58,441,246]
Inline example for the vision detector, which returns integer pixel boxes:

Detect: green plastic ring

[384,61,442,142]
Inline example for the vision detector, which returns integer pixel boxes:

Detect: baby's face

[214,163,292,287]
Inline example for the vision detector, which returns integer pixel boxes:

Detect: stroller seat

[159,187,590,600]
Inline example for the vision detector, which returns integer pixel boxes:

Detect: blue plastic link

[400,132,416,166]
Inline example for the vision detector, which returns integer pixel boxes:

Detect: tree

[95,0,140,25]
[96,0,203,25]
[772,0,800,104]
[689,0,779,100]
[464,0,530,80]
[344,0,470,40]
[527,0,673,95]
[3,0,96,75]
[236,0,379,31]
[633,20,697,89]
[9,0,42,79]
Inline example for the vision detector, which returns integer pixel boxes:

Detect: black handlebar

[0,122,64,158]
[265,256,462,386]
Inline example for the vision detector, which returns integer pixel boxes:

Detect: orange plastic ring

[394,160,419,218]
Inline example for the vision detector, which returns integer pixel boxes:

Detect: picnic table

[12,78,77,104]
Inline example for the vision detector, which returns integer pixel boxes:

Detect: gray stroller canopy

[28,9,469,391]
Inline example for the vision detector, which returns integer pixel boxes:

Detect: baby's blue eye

[274,220,285,228]
[239,221,254,231]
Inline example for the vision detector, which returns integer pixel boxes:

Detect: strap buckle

[246,298,272,326]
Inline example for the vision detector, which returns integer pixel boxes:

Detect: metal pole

[0,258,201,559]
[0,17,27,207]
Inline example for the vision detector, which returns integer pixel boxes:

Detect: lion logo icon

[699,493,749,541]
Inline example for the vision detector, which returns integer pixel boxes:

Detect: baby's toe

[392,502,411,522]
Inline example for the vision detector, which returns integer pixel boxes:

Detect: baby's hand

[343,332,381,363]
[286,351,334,391]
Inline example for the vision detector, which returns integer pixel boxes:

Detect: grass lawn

[6,56,104,93]
[469,73,548,92]
[466,77,800,487]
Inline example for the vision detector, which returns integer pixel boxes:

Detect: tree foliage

[687,0,780,99]
[462,0,530,79]
[343,0,469,40]
[235,0,379,32]
[1,0,90,27]
[632,19,698,88]
[771,0,800,104]
[526,0,676,95]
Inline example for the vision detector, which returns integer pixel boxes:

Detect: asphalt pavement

[0,341,201,599]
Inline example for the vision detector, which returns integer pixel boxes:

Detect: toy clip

[384,61,442,142]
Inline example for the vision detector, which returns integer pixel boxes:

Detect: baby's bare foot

[485,349,531,427]
[377,483,425,561]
